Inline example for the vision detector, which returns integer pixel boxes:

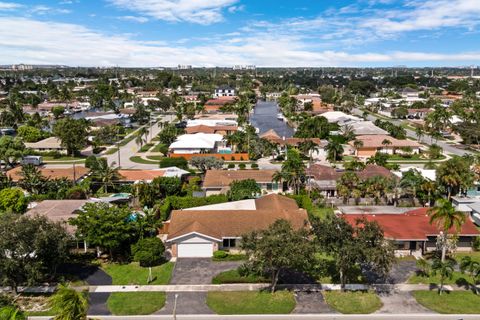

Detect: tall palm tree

[298,140,319,164]
[325,139,344,163]
[135,127,149,148]
[49,285,88,320]
[460,256,480,294]
[415,126,424,142]
[381,138,392,151]
[428,199,465,262]
[92,159,119,193]
[431,258,455,295]
[19,164,46,194]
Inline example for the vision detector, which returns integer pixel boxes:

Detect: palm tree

[135,127,148,148]
[0,306,26,320]
[341,124,355,141]
[381,138,392,152]
[352,139,363,156]
[325,139,344,163]
[92,159,119,193]
[415,126,424,142]
[460,256,480,294]
[428,199,466,262]
[298,140,319,164]
[273,148,306,194]
[19,164,46,194]
[431,258,455,295]
[49,285,88,320]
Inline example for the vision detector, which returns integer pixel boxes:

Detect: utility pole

[173,294,179,320]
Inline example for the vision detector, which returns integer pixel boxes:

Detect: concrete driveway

[376,291,434,314]
[170,258,243,285]
[156,292,214,315]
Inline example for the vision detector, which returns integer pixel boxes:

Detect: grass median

[107,292,166,315]
[206,291,295,314]
[323,291,382,314]
[103,262,174,285]
[413,291,480,314]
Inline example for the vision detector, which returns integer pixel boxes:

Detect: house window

[223,238,236,248]
[266,183,273,191]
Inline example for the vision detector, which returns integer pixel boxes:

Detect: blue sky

[0,0,480,67]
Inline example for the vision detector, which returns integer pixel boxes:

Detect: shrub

[231,156,235,161]
[213,250,228,259]
[251,163,258,169]
[227,164,235,169]
[92,147,105,155]
[239,163,246,170]
[159,157,188,170]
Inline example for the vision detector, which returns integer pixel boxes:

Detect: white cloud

[118,15,149,23]
[0,1,22,10]
[228,5,244,13]
[29,5,71,15]
[1,17,480,67]
[108,0,238,24]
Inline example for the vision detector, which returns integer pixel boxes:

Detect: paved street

[351,108,474,157]
[29,314,480,320]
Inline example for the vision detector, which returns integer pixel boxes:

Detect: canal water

[250,100,294,138]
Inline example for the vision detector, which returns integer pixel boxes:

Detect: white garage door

[177,242,213,258]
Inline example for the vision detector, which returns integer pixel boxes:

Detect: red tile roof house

[202,169,281,196]
[349,134,422,158]
[342,208,480,257]
[161,194,309,258]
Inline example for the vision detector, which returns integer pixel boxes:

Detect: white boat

[277,113,284,120]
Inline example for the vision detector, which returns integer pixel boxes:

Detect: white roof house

[25,137,65,152]
[187,119,238,127]
[321,111,361,124]
[347,121,388,135]
[169,133,224,154]
[393,167,436,181]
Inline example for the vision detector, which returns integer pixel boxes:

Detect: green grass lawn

[206,291,295,314]
[147,155,164,161]
[324,291,382,314]
[42,155,86,161]
[407,270,471,286]
[212,253,246,262]
[129,156,160,165]
[103,262,174,285]
[212,269,267,284]
[138,143,154,153]
[107,292,166,315]
[454,251,480,264]
[413,291,480,314]
[151,143,167,153]
[105,147,119,155]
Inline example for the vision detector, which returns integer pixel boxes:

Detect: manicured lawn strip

[147,155,164,161]
[407,271,471,286]
[206,291,295,314]
[42,155,86,161]
[105,147,119,155]
[129,156,159,165]
[212,269,267,284]
[26,310,55,316]
[107,292,166,315]
[454,251,480,264]
[103,262,174,285]
[119,135,136,147]
[323,291,382,314]
[212,254,247,262]
[138,143,154,153]
[151,143,167,153]
[413,291,480,314]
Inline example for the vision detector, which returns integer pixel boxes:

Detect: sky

[0,0,480,67]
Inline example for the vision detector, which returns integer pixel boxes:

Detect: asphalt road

[351,107,474,157]
[29,314,480,320]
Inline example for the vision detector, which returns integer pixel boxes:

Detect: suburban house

[346,121,388,136]
[185,125,238,136]
[307,164,395,197]
[202,169,280,196]
[162,194,309,258]
[117,168,190,183]
[400,87,420,99]
[342,207,480,256]
[25,137,67,154]
[169,133,228,155]
[320,111,362,124]
[350,134,422,157]
[7,166,90,183]
[214,85,235,98]
[203,96,237,113]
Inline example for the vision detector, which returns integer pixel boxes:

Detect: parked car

[21,156,43,166]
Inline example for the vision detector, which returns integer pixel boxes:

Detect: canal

[250,100,294,138]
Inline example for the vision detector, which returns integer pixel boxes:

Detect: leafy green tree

[190,156,224,173]
[313,215,394,290]
[325,138,344,162]
[18,164,46,194]
[0,136,25,169]
[295,116,335,139]
[427,144,443,160]
[428,199,465,262]
[70,202,139,259]
[49,284,88,320]
[157,124,183,145]
[241,220,315,292]
[367,152,389,167]
[0,214,70,294]
[17,125,43,142]
[53,118,89,155]
[0,188,28,214]
[436,156,474,199]
[336,172,360,204]
[51,106,65,120]
[0,306,26,320]
[431,258,456,295]
[131,237,165,283]
[227,179,261,201]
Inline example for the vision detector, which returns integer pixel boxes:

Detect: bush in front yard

[213,250,228,259]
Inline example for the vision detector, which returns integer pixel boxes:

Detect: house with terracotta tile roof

[7,165,90,183]
[342,207,480,256]
[202,169,281,196]
[117,167,189,183]
[349,134,422,158]
[185,125,238,136]
[162,194,309,257]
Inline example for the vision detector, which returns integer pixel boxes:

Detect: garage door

[177,242,213,258]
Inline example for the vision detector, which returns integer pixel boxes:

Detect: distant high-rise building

[233,65,256,70]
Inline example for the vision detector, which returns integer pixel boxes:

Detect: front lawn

[454,251,480,264]
[323,291,382,314]
[129,156,160,165]
[107,292,166,315]
[138,143,154,153]
[103,262,174,285]
[407,271,471,286]
[212,269,267,284]
[413,291,480,314]
[206,291,295,314]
